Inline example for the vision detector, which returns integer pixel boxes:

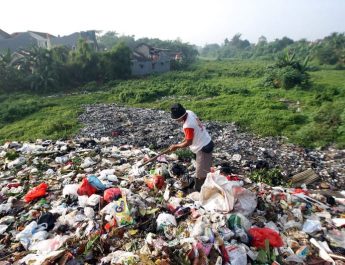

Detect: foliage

[315,32,345,65]
[102,42,131,80]
[5,150,19,161]
[250,168,287,186]
[263,52,310,89]
[175,149,195,161]
[201,32,345,69]
[254,239,281,264]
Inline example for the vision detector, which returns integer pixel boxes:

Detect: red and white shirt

[183,110,211,153]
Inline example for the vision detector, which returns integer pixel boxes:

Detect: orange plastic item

[104,188,122,202]
[77,178,97,197]
[248,227,284,248]
[24,183,48,203]
[145,175,165,190]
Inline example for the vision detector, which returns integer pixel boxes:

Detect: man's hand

[169,144,178,152]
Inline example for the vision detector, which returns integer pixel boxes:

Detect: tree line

[200,32,345,66]
[0,33,199,94]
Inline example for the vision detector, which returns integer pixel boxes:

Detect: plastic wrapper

[302,219,322,234]
[24,183,48,203]
[62,184,80,197]
[156,213,177,230]
[248,227,284,248]
[104,187,122,202]
[77,178,97,197]
[113,196,134,226]
[88,175,106,191]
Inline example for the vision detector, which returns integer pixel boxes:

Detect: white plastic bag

[156,213,177,230]
[0,203,11,213]
[84,207,95,219]
[29,235,69,254]
[232,186,257,216]
[31,230,49,242]
[200,171,240,212]
[19,250,65,265]
[0,224,8,234]
[87,194,101,206]
[62,184,80,197]
[302,219,322,234]
[15,221,48,249]
[78,195,88,207]
[226,244,247,265]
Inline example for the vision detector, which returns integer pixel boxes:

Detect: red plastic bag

[77,178,97,197]
[145,175,165,190]
[248,227,284,248]
[24,183,48,203]
[104,188,122,202]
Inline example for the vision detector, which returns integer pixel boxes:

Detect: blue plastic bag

[87,175,106,191]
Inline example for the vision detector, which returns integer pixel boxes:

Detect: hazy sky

[1,0,344,46]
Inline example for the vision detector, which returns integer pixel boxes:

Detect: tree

[69,39,101,83]
[97,31,119,50]
[258,36,267,45]
[102,42,131,80]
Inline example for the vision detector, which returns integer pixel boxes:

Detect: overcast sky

[1,0,344,46]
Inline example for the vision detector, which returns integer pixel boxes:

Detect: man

[169,103,214,191]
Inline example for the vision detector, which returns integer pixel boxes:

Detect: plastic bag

[84,207,95,218]
[156,213,177,230]
[232,186,257,216]
[29,235,69,254]
[77,178,97,196]
[87,194,102,206]
[302,219,322,234]
[19,250,66,265]
[227,213,251,231]
[248,227,284,248]
[200,171,241,212]
[15,221,48,249]
[0,224,8,234]
[78,195,88,207]
[87,175,106,191]
[100,251,139,264]
[325,229,345,247]
[24,183,48,203]
[62,184,79,197]
[104,188,122,202]
[37,212,56,231]
[145,175,165,190]
[0,203,12,213]
[31,230,49,242]
[225,244,247,265]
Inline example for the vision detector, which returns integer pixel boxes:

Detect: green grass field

[1,59,344,148]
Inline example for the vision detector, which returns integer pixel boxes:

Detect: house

[0,29,98,54]
[51,30,98,50]
[131,43,171,76]
[0,30,53,53]
[0,29,11,40]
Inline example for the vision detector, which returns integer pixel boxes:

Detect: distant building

[131,43,171,76]
[51,31,98,50]
[0,29,98,53]
[0,30,53,53]
[0,29,11,40]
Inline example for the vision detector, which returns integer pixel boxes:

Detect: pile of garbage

[78,104,345,189]
[0,138,344,264]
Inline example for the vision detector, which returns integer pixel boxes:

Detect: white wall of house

[131,55,170,76]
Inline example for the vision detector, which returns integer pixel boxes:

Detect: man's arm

[169,139,192,152]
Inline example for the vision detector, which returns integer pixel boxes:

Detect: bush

[0,101,55,123]
[250,168,287,186]
[263,53,310,89]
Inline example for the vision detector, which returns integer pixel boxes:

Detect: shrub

[263,53,310,89]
